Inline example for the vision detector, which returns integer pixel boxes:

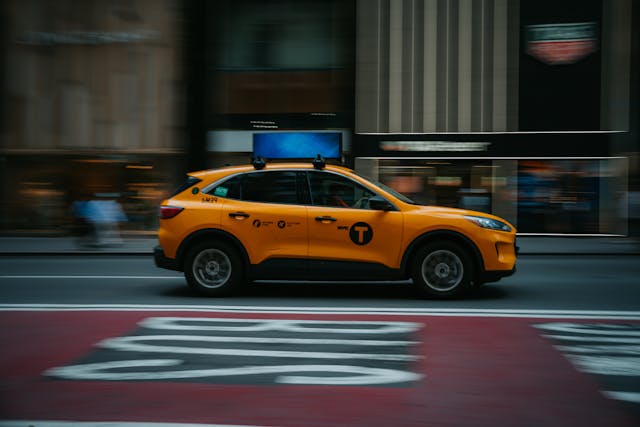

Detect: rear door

[209,170,308,264]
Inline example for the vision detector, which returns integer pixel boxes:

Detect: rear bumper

[154,245,181,271]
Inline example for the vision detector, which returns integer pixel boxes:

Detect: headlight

[465,215,512,232]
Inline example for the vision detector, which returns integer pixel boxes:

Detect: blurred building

[353,0,639,235]
[1,0,639,236]
[0,0,184,234]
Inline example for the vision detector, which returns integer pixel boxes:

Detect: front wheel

[411,241,475,299]
[184,241,243,296]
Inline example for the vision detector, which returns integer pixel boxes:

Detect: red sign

[526,22,598,65]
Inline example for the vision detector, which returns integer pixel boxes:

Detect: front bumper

[480,266,516,283]
[154,245,181,271]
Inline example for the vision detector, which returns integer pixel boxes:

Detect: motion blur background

[1,0,638,237]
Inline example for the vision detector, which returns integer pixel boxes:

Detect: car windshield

[357,172,419,205]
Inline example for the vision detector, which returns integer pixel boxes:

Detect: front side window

[308,171,376,209]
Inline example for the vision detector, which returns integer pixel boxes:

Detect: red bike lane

[0,310,637,427]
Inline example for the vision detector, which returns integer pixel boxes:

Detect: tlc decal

[349,222,373,245]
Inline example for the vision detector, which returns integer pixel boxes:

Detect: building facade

[1,0,638,236]
[353,0,638,235]
[1,0,184,233]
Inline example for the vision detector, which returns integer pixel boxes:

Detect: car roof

[189,162,356,181]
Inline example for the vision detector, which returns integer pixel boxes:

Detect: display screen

[253,132,341,159]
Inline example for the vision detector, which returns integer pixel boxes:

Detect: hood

[410,204,515,226]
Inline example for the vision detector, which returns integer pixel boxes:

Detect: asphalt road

[1,254,639,427]
[0,254,638,310]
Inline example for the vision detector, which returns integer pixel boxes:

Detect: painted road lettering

[536,322,640,407]
[45,317,423,386]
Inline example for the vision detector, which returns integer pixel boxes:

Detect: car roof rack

[251,156,267,170]
[312,154,326,170]
[251,154,327,170]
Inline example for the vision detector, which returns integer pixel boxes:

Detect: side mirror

[369,195,394,211]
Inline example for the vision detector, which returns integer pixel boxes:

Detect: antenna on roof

[252,156,266,170]
[312,154,326,170]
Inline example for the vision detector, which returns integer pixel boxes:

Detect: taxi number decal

[201,196,218,203]
[349,222,373,245]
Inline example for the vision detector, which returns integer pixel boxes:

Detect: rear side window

[210,176,242,199]
[242,171,298,204]
[169,176,202,197]
[208,171,299,205]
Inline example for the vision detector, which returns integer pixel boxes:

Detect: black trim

[398,229,513,284]
[480,266,516,283]
[401,229,485,274]
[248,259,404,281]
[157,228,516,284]
[154,245,180,271]
[175,228,250,271]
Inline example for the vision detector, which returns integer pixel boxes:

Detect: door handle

[315,216,337,223]
[229,212,250,220]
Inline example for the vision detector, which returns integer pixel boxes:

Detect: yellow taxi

[155,156,517,298]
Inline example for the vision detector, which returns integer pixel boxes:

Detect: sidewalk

[0,235,639,255]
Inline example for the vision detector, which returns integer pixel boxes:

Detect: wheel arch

[176,228,250,272]
[401,230,485,282]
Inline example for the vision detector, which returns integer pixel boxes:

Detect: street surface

[1,254,639,426]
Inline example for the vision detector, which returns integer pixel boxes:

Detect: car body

[154,157,517,298]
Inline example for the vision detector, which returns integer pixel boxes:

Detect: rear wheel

[184,241,243,296]
[411,241,474,299]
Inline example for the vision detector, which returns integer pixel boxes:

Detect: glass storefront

[355,157,627,236]
[0,155,179,235]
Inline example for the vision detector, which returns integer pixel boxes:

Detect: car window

[209,175,242,199]
[209,171,299,204]
[308,171,376,209]
[170,176,202,197]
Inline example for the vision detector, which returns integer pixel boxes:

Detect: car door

[306,170,404,269]
[209,170,308,265]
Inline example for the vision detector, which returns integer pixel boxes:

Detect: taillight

[159,205,184,219]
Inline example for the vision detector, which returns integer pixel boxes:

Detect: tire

[184,241,243,296]
[411,241,474,299]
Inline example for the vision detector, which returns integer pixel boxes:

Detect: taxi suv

[155,157,517,298]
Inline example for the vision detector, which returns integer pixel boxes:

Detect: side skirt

[248,259,405,281]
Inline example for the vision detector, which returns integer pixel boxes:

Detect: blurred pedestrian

[70,195,95,247]
[84,196,127,247]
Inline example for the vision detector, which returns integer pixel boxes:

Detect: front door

[306,171,404,269]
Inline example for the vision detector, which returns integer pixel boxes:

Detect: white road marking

[45,360,422,385]
[0,304,639,319]
[97,335,419,361]
[96,334,418,347]
[602,391,640,404]
[543,335,640,344]
[555,345,640,355]
[0,275,180,279]
[141,317,421,334]
[536,322,640,406]
[45,318,422,385]
[0,422,269,427]
[566,355,640,376]
[535,322,640,336]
